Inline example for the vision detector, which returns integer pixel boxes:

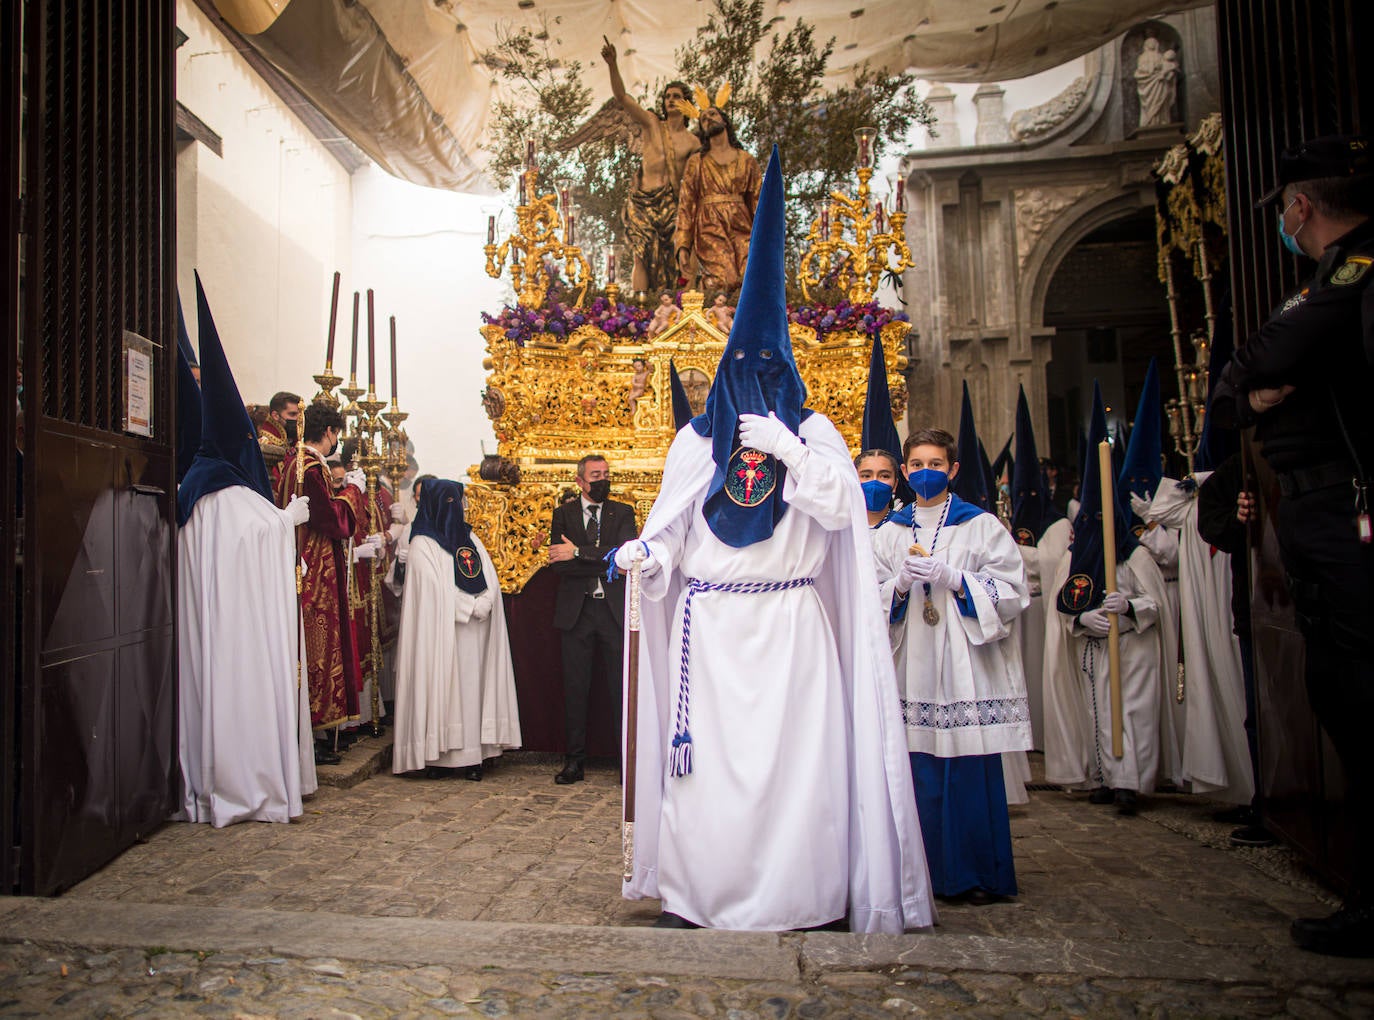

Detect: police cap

[1255,134,1372,207]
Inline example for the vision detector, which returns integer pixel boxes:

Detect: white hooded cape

[176,485,308,826]
[623,415,934,934]
[392,534,521,773]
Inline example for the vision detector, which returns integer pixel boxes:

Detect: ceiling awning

[207,0,1210,193]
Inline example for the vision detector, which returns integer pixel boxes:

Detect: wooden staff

[622,560,642,883]
[1098,440,1124,759]
[295,431,307,692]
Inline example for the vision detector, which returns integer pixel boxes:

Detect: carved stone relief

[1012,184,1109,268]
[1008,76,1089,142]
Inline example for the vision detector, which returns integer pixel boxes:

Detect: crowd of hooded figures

[174,147,1260,946]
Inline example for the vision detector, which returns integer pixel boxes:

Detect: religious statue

[706,293,734,333]
[557,41,697,293]
[1134,38,1179,129]
[626,357,651,415]
[645,293,682,338]
[679,367,711,417]
[672,87,761,293]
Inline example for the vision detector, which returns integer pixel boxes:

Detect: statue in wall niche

[1134,38,1180,128]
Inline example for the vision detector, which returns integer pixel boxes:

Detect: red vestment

[276,449,365,729]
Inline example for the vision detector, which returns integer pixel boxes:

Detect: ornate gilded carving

[468,289,909,592]
[1008,76,1090,142]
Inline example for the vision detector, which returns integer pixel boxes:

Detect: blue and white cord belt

[671,575,816,778]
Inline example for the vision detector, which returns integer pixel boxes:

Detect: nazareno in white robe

[176,485,310,826]
[392,534,521,773]
[1042,544,1173,792]
[625,415,935,933]
[873,508,1033,759]
[1146,476,1254,804]
[1136,515,1185,787]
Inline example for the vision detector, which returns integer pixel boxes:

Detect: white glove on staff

[1102,591,1130,615]
[390,503,405,523]
[344,469,366,493]
[353,543,377,562]
[738,412,807,469]
[1079,608,1111,637]
[365,533,385,548]
[285,495,311,526]
[614,539,659,576]
[909,557,963,592]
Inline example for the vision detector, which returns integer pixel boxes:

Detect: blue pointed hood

[1011,386,1062,545]
[1118,357,1163,512]
[175,296,201,484]
[176,273,275,526]
[861,333,914,504]
[410,478,487,593]
[1057,381,1138,616]
[690,146,809,548]
[668,360,694,433]
[950,382,992,511]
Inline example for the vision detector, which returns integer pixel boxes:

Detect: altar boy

[873,427,1032,903]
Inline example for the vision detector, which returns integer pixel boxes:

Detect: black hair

[303,401,344,443]
[270,390,302,413]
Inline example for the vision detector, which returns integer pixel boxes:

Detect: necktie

[587,504,600,546]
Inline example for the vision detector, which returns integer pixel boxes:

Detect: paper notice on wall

[124,332,153,437]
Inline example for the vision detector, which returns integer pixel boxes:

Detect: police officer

[1212,134,1374,958]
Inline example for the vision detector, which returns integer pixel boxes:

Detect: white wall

[348,166,507,484]
[909,60,1088,152]
[176,0,353,406]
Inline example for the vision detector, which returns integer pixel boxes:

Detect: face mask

[284,419,298,444]
[908,468,949,500]
[587,478,611,503]
[327,437,339,458]
[861,479,894,512]
[1277,198,1306,257]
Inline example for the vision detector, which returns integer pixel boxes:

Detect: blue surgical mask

[1277,198,1306,257]
[861,479,894,512]
[908,468,949,500]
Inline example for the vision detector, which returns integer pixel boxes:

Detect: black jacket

[548,496,638,631]
[1212,218,1374,474]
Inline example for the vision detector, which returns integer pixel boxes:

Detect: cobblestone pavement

[0,752,1370,1017]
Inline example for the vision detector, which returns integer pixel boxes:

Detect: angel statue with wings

[558,40,698,294]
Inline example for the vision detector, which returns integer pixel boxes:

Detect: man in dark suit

[547,454,638,784]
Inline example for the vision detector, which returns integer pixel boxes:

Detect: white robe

[176,486,306,827]
[1042,545,1172,792]
[1147,477,1254,804]
[626,416,934,933]
[1137,515,1184,787]
[392,534,522,773]
[872,508,1033,759]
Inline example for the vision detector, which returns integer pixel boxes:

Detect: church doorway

[1041,207,1174,482]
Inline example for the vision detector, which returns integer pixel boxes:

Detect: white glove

[300,557,309,578]
[910,557,963,592]
[344,469,366,492]
[390,503,405,523]
[737,411,807,468]
[894,555,923,594]
[472,590,494,621]
[1102,591,1130,615]
[285,495,311,526]
[365,532,385,548]
[1129,493,1153,521]
[1079,607,1111,637]
[397,545,409,564]
[614,540,654,573]
[353,543,377,562]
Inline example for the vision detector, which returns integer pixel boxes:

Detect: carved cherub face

[714,294,726,306]
[659,293,673,306]
[632,358,646,370]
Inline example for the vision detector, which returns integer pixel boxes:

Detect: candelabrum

[382,400,410,494]
[338,376,365,434]
[1165,331,1210,471]
[485,166,592,309]
[798,166,914,305]
[349,386,388,737]
[312,364,343,409]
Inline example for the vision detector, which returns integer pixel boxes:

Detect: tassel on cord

[669,731,694,778]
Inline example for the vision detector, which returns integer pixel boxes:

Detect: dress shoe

[653,911,700,929]
[554,762,584,785]
[1291,903,1374,957]
[1087,785,1115,805]
[1229,824,1277,848]
[1114,789,1138,815]
[964,888,1008,906]
[314,747,342,766]
[462,765,483,782]
[1213,804,1253,825]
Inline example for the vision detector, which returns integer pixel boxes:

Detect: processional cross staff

[623,560,642,882]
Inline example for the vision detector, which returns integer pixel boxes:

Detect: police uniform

[1211,135,1374,956]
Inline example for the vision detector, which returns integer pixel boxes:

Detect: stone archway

[1035,205,1172,472]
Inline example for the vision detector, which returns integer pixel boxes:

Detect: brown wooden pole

[1098,440,1124,759]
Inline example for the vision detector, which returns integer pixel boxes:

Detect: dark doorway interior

[1042,208,1176,481]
